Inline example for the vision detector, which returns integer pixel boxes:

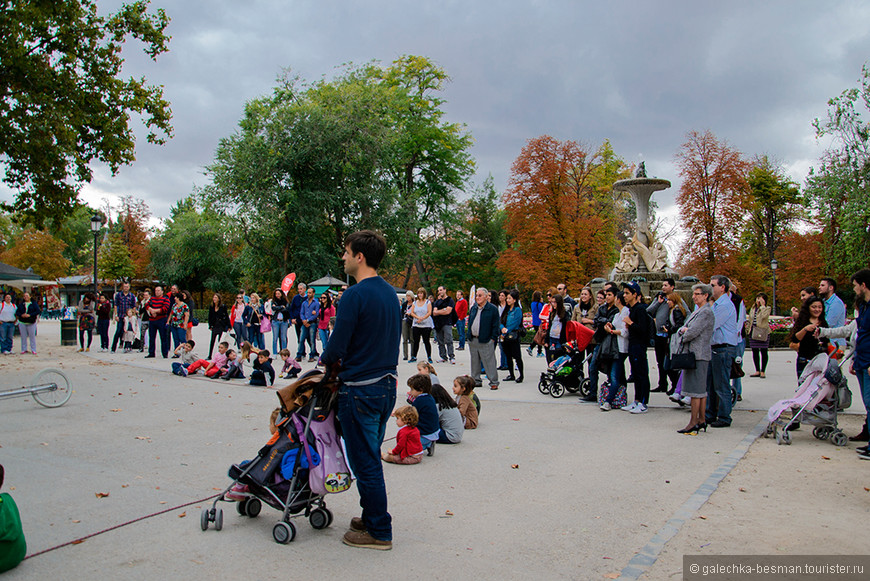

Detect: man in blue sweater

[321,230,400,550]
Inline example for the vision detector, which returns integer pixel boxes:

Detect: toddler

[171,341,200,376]
[431,383,464,444]
[187,341,229,378]
[249,350,276,387]
[406,374,440,455]
[122,308,139,352]
[381,406,423,464]
[278,348,301,379]
[453,375,479,429]
[0,464,26,573]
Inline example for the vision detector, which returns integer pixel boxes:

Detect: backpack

[294,410,353,495]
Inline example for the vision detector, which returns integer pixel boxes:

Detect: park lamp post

[90,214,102,298]
[771,258,778,316]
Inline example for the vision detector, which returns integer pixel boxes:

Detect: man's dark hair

[604,282,619,295]
[344,230,386,270]
[851,269,870,289]
[821,277,837,291]
[711,275,730,292]
[664,277,676,288]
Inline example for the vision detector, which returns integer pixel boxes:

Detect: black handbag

[670,340,696,370]
[504,331,518,342]
[597,334,619,360]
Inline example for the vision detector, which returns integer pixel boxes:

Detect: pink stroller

[764,350,852,446]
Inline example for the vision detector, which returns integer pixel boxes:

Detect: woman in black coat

[207,293,230,358]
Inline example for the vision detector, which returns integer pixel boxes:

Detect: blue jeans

[731,338,746,395]
[271,320,289,353]
[856,365,870,427]
[0,321,14,353]
[297,324,316,357]
[170,325,186,349]
[318,328,330,353]
[232,321,247,349]
[706,345,736,425]
[457,318,466,349]
[248,326,264,350]
[608,353,627,396]
[148,317,169,357]
[337,377,397,541]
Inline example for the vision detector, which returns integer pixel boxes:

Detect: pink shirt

[317,306,335,330]
[210,352,229,369]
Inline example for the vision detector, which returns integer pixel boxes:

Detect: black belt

[711,343,729,349]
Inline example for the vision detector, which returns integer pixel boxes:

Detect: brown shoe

[342,529,392,550]
[349,517,366,532]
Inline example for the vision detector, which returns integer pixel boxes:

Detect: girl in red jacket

[381,406,424,465]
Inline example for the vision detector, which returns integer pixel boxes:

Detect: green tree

[98,231,135,288]
[46,204,102,273]
[807,63,870,275]
[0,0,173,226]
[149,198,240,298]
[744,157,804,264]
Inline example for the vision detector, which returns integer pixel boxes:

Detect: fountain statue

[610,166,674,281]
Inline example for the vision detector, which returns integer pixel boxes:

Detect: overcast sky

[8,1,870,252]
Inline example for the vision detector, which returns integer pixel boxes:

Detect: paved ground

[1,322,867,580]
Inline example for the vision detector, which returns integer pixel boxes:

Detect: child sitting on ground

[0,464,26,573]
[406,373,440,455]
[187,341,229,378]
[219,350,241,380]
[431,383,464,444]
[381,406,424,465]
[278,348,301,379]
[171,340,200,376]
[249,349,276,387]
[416,360,441,386]
[453,375,479,429]
[122,308,139,353]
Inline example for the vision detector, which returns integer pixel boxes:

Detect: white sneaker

[630,402,649,414]
[600,402,611,411]
[681,395,691,405]
[622,401,638,412]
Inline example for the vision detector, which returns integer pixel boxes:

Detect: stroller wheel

[245,498,262,518]
[236,499,248,515]
[776,429,791,445]
[214,508,223,531]
[538,376,551,395]
[273,521,296,544]
[200,508,210,531]
[830,431,848,447]
[550,382,565,398]
[813,426,831,441]
[309,508,330,530]
[578,378,591,398]
[730,388,738,406]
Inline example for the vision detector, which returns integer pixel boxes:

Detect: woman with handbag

[247,293,265,350]
[544,292,570,364]
[675,284,716,435]
[207,293,230,359]
[746,293,772,378]
[500,289,524,383]
[77,292,97,352]
[788,296,828,379]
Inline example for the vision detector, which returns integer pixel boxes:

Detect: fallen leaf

[864,487,869,492]
[738,487,747,493]
[95,492,109,498]
[178,512,186,518]
[511,418,520,421]
[72,520,81,523]
[821,456,830,460]
[699,515,707,520]
[178,419,183,422]
[160,501,167,504]
[121,484,129,488]
[445,510,453,516]
[605,574,619,579]
[71,539,86,545]
[511,464,519,469]
[134,436,150,440]
[40,442,49,446]
[110,409,122,412]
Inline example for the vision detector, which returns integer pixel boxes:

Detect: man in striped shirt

[145,285,171,358]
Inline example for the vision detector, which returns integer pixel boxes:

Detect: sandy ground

[0,322,867,580]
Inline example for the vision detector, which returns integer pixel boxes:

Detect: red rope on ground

[24,494,220,560]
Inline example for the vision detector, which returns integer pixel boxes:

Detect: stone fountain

[608,163,683,298]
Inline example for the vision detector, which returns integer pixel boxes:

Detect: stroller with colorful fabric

[764,347,852,446]
[201,370,353,543]
[538,321,596,398]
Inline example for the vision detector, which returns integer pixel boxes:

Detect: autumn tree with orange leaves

[497,136,630,290]
[675,130,750,273]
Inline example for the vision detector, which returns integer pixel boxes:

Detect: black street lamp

[90,215,102,298]
[771,258,778,316]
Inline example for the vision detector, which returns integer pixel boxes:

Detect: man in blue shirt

[296,287,319,362]
[820,277,846,349]
[706,275,738,428]
[321,230,399,550]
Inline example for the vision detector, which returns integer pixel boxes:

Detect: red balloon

[281,273,296,294]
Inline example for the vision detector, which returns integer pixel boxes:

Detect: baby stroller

[764,346,853,446]
[538,321,595,398]
[201,370,353,543]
